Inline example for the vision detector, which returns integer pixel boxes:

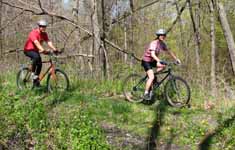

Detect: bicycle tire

[46,69,69,93]
[122,74,146,103]
[164,76,190,107]
[16,67,33,90]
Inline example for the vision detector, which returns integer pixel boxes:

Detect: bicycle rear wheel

[16,67,33,90]
[47,69,69,93]
[122,74,146,103]
[164,76,190,107]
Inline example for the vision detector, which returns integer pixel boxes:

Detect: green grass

[1,71,235,149]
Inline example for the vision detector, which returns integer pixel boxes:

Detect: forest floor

[1,73,235,150]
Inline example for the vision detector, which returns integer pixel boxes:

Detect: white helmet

[155,28,167,36]
[37,19,47,27]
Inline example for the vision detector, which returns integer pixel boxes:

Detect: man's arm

[47,41,57,51]
[33,40,47,53]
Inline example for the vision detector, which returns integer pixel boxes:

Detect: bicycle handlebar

[44,49,63,56]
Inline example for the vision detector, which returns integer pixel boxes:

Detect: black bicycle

[122,61,191,107]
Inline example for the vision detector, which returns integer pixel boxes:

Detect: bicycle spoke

[122,74,145,103]
[17,67,33,90]
[165,76,190,107]
[47,69,69,94]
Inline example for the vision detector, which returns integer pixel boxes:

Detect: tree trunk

[124,20,128,63]
[218,2,235,75]
[91,0,100,74]
[175,0,187,63]
[0,0,2,58]
[101,0,110,78]
[75,0,85,74]
[188,0,201,69]
[91,0,106,77]
[210,0,216,97]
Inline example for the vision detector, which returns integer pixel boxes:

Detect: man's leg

[24,51,42,86]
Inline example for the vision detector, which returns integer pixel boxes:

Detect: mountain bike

[16,50,69,93]
[122,61,191,107]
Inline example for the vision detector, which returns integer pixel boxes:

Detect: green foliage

[0,73,110,149]
[1,70,235,149]
[48,112,110,150]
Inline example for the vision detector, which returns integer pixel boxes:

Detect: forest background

[1,0,235,149]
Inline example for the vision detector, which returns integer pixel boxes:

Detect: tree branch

[1,0,141,61]
[112,0,161,24]
[167,0,188,33]
[1,1,45,15]
[0,10,24,32]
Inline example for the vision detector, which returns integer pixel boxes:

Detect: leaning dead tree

[0,0,2,58]
[218,2,235,75]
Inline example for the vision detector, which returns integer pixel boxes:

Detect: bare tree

[210,0,216,97]
[218,2,235,75]
[188,0,201,70]
[174,0,188,62]
[0,0,2,58]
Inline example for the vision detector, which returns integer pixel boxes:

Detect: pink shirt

[142,40,168,62]
[24,29,49,52]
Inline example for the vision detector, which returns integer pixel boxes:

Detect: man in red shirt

[24,19,58,86]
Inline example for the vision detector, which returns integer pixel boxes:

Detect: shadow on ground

[198,110,235,150]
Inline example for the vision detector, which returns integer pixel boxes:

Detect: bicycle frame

[152,68,173,89]
[39,59,56,81]
[139,66,174,92]
[25,53,57,82]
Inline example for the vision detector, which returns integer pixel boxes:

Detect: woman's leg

[156,62,165,72]
[144,69,154,100]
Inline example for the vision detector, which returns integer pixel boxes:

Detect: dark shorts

[141,60,156,72]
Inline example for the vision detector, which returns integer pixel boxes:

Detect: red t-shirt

[24,29,49,52]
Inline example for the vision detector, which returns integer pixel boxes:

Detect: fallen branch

[111,0,161,24]
[1,0,141,61]
[167,0,188,33]
[103,38,141,61]
[0,10,25,32]
[3,48,22,54]
[57,54,95,59]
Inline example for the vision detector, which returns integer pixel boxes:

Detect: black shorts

[141,60,156,71]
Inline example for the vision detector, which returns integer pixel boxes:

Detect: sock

[33,75,39,80]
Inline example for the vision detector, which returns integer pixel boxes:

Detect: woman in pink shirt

[141,29,181,100]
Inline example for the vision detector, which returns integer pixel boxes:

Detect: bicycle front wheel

[164,76,190,107]
[122,74,146,103]
[47,69,69,93]
[16,67,33,90]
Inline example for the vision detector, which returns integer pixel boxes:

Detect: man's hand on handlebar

[53,49,62,55]
[42,50,51,55]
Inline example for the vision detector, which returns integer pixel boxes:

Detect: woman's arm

[150,51,161,62]
[166,50,181,64]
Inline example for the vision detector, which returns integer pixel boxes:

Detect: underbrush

[0,73,110,149]
[1,71,235,149]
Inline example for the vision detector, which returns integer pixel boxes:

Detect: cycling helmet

[37,19,48,27]
[155,28,167,36]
